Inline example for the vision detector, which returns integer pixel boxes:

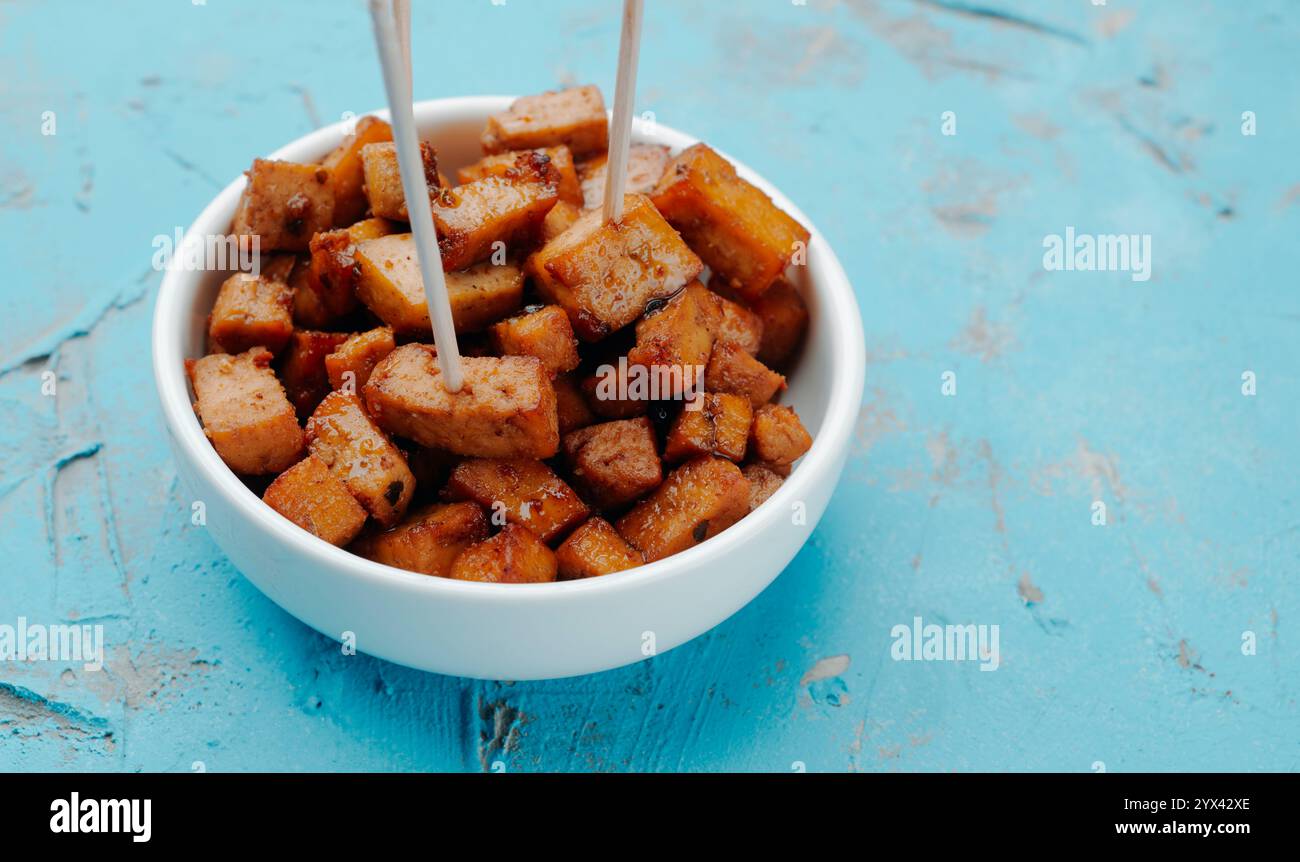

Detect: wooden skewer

[601,0,645,224]
[367,0,464,392]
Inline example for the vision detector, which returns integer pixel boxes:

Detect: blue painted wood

[1,0,1296,772]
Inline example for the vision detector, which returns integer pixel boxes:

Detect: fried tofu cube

[562,417,662,509]
[432,152,560,270]
[742,463,785,511]
[208,272,294,355]
[308,217,397,317]
[651,143,810,299]
[289,256,335,329]
[352,501,488,576]
[748,277,808,368]
[526,193,703,341]
[577,143,671,210]
[540,199,582,242]
[324,326,395,392]
[354,233,524,334]
[555,517,644,579]
[626,281,721,392]
[449,523,558,583]
[445,458,589,543]
[488,305,580,377]
[554,372,597,434]
[360,140,442,221]
[663,393,753,464]
[481,85,608,158]
[232,158,334,253]
[363,344,559,459]
[705,341,786,407]
[458,146,582,206]
[748,404,812,468]
[322,115,393,225]
[187,348,304,475]
[306,391,416,527]
[279,329,350,418]
[713,291,764,355]
[263,453,367,546]
[616,456,751,562]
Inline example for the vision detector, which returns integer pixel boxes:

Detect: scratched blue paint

[1,0,1297,772]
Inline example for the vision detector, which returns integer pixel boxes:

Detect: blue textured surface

[1,0,1297,772]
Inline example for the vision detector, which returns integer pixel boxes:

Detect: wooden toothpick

[601,0,645,224]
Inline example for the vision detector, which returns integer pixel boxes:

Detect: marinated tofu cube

[306,391,416,527]
[263,453,367,546]
[279,329,350,418]
[354,233,524,334]
[489,305,581,377]
[187,347,304,475]
[663,392,753,463]
[527,193,703,341]
[208,272,294,356]
[748,403,812,468]
[712,290,764,355]
[481,85,608,158]
[749,277,808,368]
[324,326,396,392]
[705,340,786,407]
[289,256,335,329]
[651,143,810,300]
[742,463,785,511]
[577,143,671,210]
[458,145,582,206]
[449,523,558,584]
[554,372,597,434]
[308,217,397,317]
[432,151,560,271]
[540,199,582,242]
[616,456,751,562]
[562,417,662,509]
[445,458,589,543]
[360,140,443,221]
[555,517,644,579]
[352,501,488,577]
[363,344,559,459]
[626,281,721,393]
[232,158,334,253]
[322,115,393,225]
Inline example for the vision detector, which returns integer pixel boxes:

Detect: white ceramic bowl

[152,96,865,680]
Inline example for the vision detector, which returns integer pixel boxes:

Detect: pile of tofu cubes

[187,86,814,582]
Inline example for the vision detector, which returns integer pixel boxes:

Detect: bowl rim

[151,94,866,602]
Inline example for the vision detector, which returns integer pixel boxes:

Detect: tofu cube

[555,517,644,580]
[354,233,524,334]
[445,458,589,543]
[432,151,560,270]
[663,392,753,464]
[526,193,703,341]
[481,85,608,158]
[289,255,335,329]
[651,143,810,299]
[450,523,558,583]
[352,501,489,577]
[616,456,751,562]
[554,372,597,434]
[742,463,785,512]
[360,140,443,221]
[279,329,350,418]
[308,217,397,317]
[488,305,581,377]
[232,158,334,253]
[263,454,368,546]
[577,143,671,210]
[363,344,559,459]
[321,115,393,225]
[306,391,416,527]
[705,340,786,407]
[626,281,721,392]
[458,145,582,206]
[187,347,304,475]
[208,272,294,356]
[324,326,396,392]
[579,361,649,420]
[713,290,764,355]
[749,277,809,368]
[562,417,663,509]
[540,199,582,242]
[748,404,812,468]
